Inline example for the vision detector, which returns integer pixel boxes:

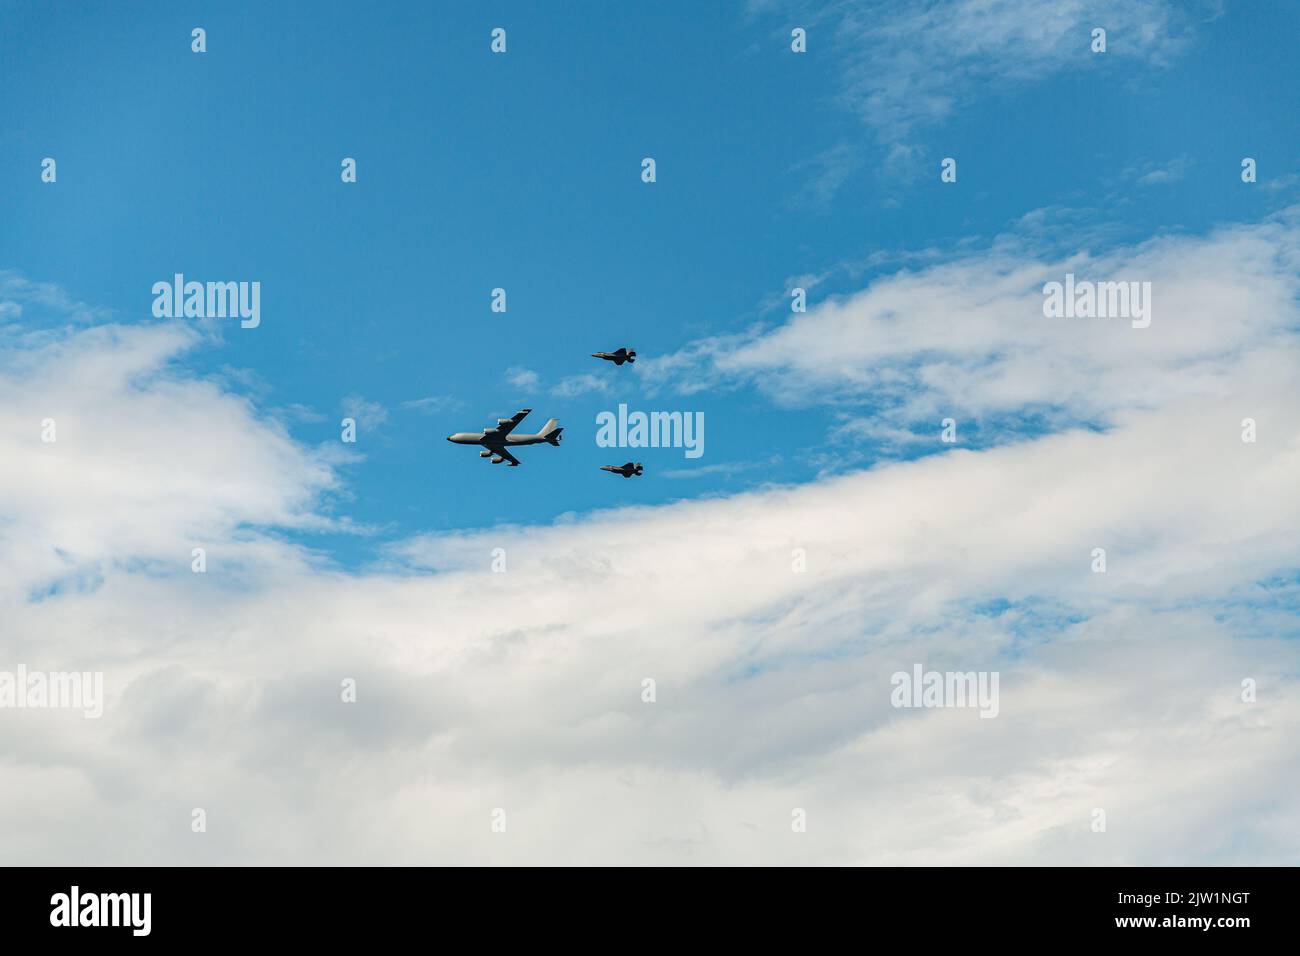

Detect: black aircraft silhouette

[601,462,644,478]
[592,347,636,366]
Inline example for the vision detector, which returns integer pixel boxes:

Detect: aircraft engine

[480,450,492,457]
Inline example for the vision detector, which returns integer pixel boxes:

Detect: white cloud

[551,372,611,398]
[272,402,328,425]
[0,270,112,327]
[341,394,389,429]
[645,209,1300,449]
[788,143,861,210]
[827,0,1203,142]
[0,322,340,598]
[399,394,460,414]
[760,0,1210,198]
[659,458,777,480]
[506,367,541,390]
[1121,155,1196,186]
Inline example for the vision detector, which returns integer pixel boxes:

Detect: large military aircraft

[600,462,644,478]
[592,347,636,366]
[447,408,562,467]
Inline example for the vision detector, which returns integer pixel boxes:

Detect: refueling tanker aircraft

[447,408,562,467]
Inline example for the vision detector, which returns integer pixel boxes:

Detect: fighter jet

[601,462,644,478]
[592,347,636,366]
[447,408,562,467]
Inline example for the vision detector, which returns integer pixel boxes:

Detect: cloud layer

[2,208,1298,864]
[804,0,1204,143]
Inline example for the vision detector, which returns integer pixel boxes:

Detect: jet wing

[484,408,531,438]
[496,448,521,467]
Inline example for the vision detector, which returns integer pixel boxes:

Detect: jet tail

[541,420,563,445]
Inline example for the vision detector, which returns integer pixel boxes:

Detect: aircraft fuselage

[447,432,549,447]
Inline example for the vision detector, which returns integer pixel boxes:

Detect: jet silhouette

[601,462,644,478]
[447,408,562,467]
[592,347,636,366]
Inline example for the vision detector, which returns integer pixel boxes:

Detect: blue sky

[4,0,1300,866]
[3,1,1298,567]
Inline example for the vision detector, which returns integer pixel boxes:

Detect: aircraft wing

[496,447,521,467]
[484,408,531,438]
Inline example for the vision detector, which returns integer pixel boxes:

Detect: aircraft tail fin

[541,420,563,445]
